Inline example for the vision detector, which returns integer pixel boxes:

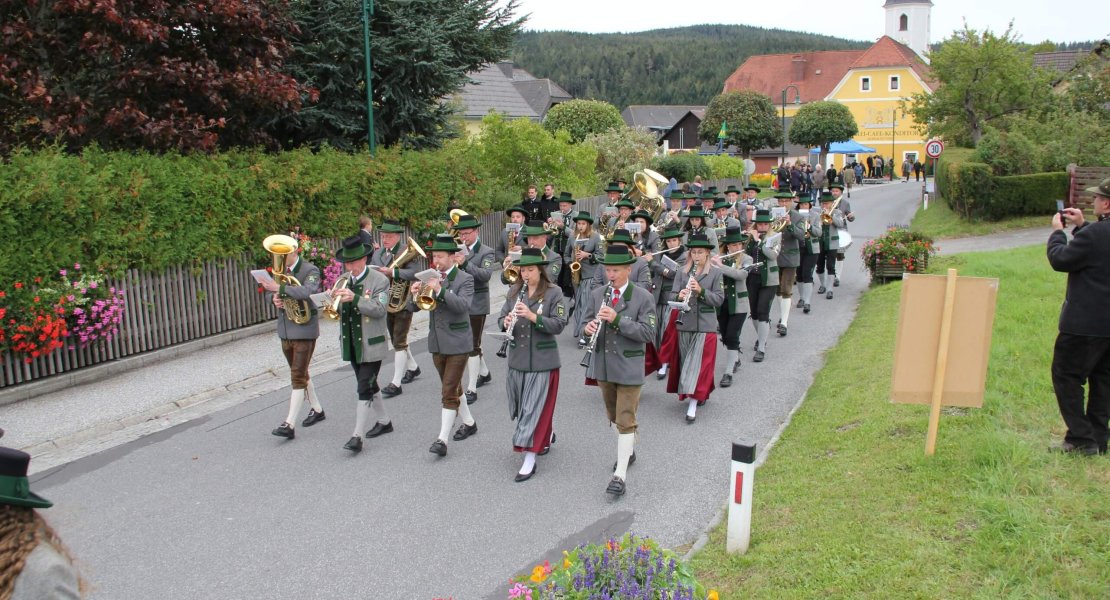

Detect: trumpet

[497,284,528,358]
[503,227,521,284]
[580,284,615,368]
[821,198,842,225]
[321,270,353,320]
[411,280,438,311]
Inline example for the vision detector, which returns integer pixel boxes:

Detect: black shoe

[401,366,421,384]
[753,351,765,363]
[804,303,812,314]
[381,383,402,398]
[364,421,394,438]
[732,359,741,374]
[453,422,478,441]
[826,290,834,300]
[465,390,478,405]
[686,414,696,423]
[834,277,840,287]
[515,464,537,482]
[429,439,447,457]
[476,373,493,388]
[612,451,636,472]
[301,409,326,427]
[344,436,363,452]
[1049,441,1098,456]
[271,423,294,439]
[539,432,556,456]
[817,286,827,294]
[777,323,787,337]
[606,476,627,496]
[796,298,804,308]
[720,373,733,387]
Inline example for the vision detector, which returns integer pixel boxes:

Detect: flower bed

[860,227,937,284]
[508,533,716,599]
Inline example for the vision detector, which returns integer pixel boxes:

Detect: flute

[497,284,528,358]
[580,283,615,368]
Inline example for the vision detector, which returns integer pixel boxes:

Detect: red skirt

[516,369,559,454]
[658,310,680,366]
[666,331,717,405]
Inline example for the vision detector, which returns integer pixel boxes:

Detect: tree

[787,101,858,168]
[542,99,625,143]
[582,126,658,183]
[698,91,783,158]
[271,0,523,150]
[0,0,308,153]
[904,24,1053,146]
[474,113,598,196]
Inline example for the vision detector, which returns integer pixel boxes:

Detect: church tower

[884,0,932,60]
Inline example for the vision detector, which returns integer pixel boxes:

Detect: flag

[717,121,728,140]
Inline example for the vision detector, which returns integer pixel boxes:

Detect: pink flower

[59,269,67,277]
[74,263,81,270]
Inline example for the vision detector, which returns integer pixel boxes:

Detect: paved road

[33,183,919,599]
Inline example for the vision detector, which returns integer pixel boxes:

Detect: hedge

[935,147,1067,221]
[652,152,711,183]
[0,144,505,282]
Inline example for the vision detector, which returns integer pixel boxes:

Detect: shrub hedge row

[935,147,1068,221]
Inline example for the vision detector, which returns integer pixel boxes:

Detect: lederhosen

[747,239,777,322]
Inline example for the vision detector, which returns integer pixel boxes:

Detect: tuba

[321,270,352,321]
[385,238,427,313]
[263,234,312,325]
[626,169,669,224]
[448,208,469,245]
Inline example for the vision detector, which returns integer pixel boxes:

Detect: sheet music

[667,301,688,310]
[415,268,442,283]
[771,206,787,219]
[250,270,274,284]
[624,222,642,235]
[660,256,679,271]
[309,292,332,309]
[505,223,521,233]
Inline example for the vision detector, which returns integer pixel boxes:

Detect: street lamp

[361,0,376,155]
[781,85,801,167]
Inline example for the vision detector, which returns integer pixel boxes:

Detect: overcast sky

[505,0,1106,45]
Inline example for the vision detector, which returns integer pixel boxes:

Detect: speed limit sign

[925,140,944,159]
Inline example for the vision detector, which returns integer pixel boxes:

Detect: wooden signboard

[891,269,999,454]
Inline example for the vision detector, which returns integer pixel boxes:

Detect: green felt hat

[600,245,636,265]
[378,219,405,234]
[615,199,635,209]
[724,185,741,194]
[505,205,527,218]
[631,210,653,225]
[660,224,685,239]
[828,183,845,191]
[700,191,716,201]
[604,182,622,193]
[428,234,461,253]
[558,191,576,204]
[774,190,796,200]
[713,199,731,211]
[513,247,549,267]
[795,195,814,206]
[819,191,836,203]
[336,235,373,262]
[685,233,714,249]
[744,184,760,192]
[521,221,549,237]
[686,206,708,220]
[453,214,480,230]
[607,228,634,246]
[706,186,719,195]
[573,211,594,224]
[1085,177,1110,197]
[722,226,748,244]
[754,210,774,224]
[0,448,52,509]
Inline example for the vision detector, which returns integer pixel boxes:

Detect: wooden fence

[1068,164,1110,212]
[1,178,743,389]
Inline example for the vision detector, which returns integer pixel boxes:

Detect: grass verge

[690,245,1110,599]
[910,198,1047,239]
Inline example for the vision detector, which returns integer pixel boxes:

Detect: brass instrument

[385,238,427,313]
[771,216,792,233]
[626,169,669,224]
[503,225,522,284]
[569,237,585,286]
[263,234,312,325]
[321,270,353,321]
[448,209,469,245]
[413,280,437,311]
[821,198,843,225]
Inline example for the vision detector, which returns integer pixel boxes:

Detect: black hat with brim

[608,229,634,246]
[722,226,748,245]
[686,206,708,219]
[378,219,405,234]
[558,191,576,204]
[820,192,836,203]
[604,182,622,193]
[724,185,741,194]
[428,234,461,253]
[713,200,731,211]
[615,199,635,209]
[573,211,594,224]
[686,233,714,249]
[600,245,636,265]
[505,206,527,218]
[744,184,760,192]
[631,210,654,225]
[336,235,373,262]
[513,247,550,267]
[754,210,774,224]
[828,183,845,191]
[0,447,53,509]
[522,220,548,237]
[454,214,481,230]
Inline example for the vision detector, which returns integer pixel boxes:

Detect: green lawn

[690,245,1110,599]
[910,198,1048,239]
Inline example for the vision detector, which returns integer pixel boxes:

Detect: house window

[899,14,908,31]
[889,75,900,91]
[860,76,871,92]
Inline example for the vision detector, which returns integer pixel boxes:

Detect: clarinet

[580,284,614,368]
[674,259,700,326]
[497,283,528,358]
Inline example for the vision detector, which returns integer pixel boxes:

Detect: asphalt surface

[31,182,919,599]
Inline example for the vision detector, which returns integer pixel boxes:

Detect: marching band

[260,176,856,495]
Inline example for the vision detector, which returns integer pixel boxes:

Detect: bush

[542,99,625,144]
[974,128,1041,175]
[991,172,1070,218]
[703,154,749,179]
[652,153,711,183]
[936,147,1067,220]
[582,126,659,184]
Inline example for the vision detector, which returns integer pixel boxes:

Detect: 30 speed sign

[925,140,944,159]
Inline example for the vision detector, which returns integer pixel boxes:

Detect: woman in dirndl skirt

[666,233,724,423]
[647,224,686,380]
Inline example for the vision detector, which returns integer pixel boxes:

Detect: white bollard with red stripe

[727,442,756,554]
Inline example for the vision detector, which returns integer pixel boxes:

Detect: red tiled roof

[850,36,934,88]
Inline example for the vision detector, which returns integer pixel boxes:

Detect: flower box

[861,227,937,285]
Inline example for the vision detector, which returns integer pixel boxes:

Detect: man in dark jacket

[1046,178,1110,456]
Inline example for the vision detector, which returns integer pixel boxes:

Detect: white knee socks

[800,282,813,304]
[726,349,739,369]
[520,451,537,475]
[479,356,490,377]
[285,389,305,426]
[614,433,635,480]
[391,351,407,386]
[466,356,481,393]
[354,400,371,436]
[438,409,457,443]
[457,394,475,426]
[756,321,770,352]
[371,392,389,424]
[305,380,323,412]
[405,349,418,371]
[780,297,793,327]
[819,273,828,288]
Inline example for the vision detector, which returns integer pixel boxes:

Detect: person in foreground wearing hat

[498,248,569,481]
[747,210,782,362]
[371,219,425,398]
[0,447,83,599]
[411,235,477,458]
[712,227,755,385]
[583,245,658,496]
[666,234,725,422]
[815,192,847,299]
[828,182,855,287]
[773,189,808,337]
[496,206,527,263]
[568,212,604,347]
[647,225,687,380]
[332,236,392,452]
[794,194,824,314]
[259,237,325,440]
[681,205,719,253]
[1046,178,1110,456]
[453,214,497,405]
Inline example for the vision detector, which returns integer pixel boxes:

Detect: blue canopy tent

[808,140,877,155]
